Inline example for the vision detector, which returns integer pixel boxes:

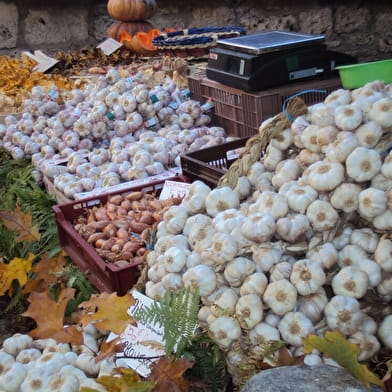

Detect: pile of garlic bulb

[0,326,115,392]
[143,80,392,380]
[0,67,230,199]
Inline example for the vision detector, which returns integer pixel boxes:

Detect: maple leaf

[0,253,34,295]
[22,251,68,294]
[0,205,40,243]
[95,336,125,362]
[22,288,83,345]
[148,356,195,392]
[78,292,136,335]
[275,346,305,367]
[303,330,384,389]
[94,367,155,392]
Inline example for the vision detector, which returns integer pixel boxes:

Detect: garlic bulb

[224,257,256,287]
[368,97,392,128]
[324,295,362,335]
[276,213,310,243]
[200,232,238,268]
[358,187,387,219]
[183,180,211,215]
[350,228,379,254]
[297,287,328,323]
[278,311,314,346]
[286,183,318,214]
[334,104,363,131]
[239,272,268,296]
[374,236,392,272]
[306,242,338,269]
[348,332,380,361]
[346,146,382,182]
[378,315,392,349]
[355,121,383,148]
[270,262,292,282]
[290,259,326,296]
[263,279,297,316]
[241,212,276,242]
[212,287,239,315]
[235,294,264,329]
[330,182,362,213]
[324,131,359,162]
[307,160,345,192]
[182,264,217,297]
[331,266,369,298]
[208,316,241,349]
[205,187,240,217]
[306,200,339,232]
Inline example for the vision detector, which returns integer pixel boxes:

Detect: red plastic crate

[188,72,342,138]
[180,137,249,188]
[53,176,188,295]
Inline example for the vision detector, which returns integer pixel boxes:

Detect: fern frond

[135,288,200,358]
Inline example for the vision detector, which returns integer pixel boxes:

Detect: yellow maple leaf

[0,253,35,295]
[78,292,136,335]
[303,330,384,389]
[0,205,40,243]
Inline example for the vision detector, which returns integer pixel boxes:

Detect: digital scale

[206,31,357,91]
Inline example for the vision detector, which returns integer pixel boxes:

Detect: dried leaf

[275,346,305,367]
[95,336,125,362]
[303,330,384,389]
[78,292,136,335]
[22,251,68,294]
[148,356,195,392]
[22,288,83,344]
[0,253,34,295]
[0,205,40,243]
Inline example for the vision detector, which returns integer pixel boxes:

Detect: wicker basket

[152,26,245,58]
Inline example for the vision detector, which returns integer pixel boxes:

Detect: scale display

[216,30,325,55]
[206,30,357,91]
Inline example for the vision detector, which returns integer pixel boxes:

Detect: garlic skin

[306,200,339,232]
[235,294,264,329]
[208,316,242,349]
[297,288,328,323]
[290,259,326,296]
[378,315,392,349]
[278,311,315,346]
[331,266,369,298]
[249,322,280,345]
[374,236,392,272]
[239,272,268,296]
[346,146,382,182]
[348,332,380,361]
[324,295,363,335]
[205,187,240,217]
[263,279,297,316]
[330,182,362,213]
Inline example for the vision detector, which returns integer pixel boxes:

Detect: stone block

[191,7,235,27]
[24,8,89,46]
[239,12,298,33]
[335,7,371,33]
[91,3,113,41]
[299,8,333,36]
[241,365,383,392]
[0,2,18,49]
[375,13,392,35]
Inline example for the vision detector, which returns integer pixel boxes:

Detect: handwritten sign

[110,290,165,377]
[159,180,191,200]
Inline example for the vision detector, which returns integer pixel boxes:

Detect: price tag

[159,180,191,200]
[108,290,166,377]
[96,38,123,56]
[22,50,59,73]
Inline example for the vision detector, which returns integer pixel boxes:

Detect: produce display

[141,80,392,384]
[0,65,230,200]
[72,190,182,266]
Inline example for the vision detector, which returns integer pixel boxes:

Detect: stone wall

[1,0,391,62]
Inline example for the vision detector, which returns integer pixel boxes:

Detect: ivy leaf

[78,292,136,335]
[22,288,83,345]
[0,205,40,243]
[0,253,34,295]
[303,330,384,389]
[148,356,195,392]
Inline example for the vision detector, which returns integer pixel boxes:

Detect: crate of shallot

[53,176,189,295]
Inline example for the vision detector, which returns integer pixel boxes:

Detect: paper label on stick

[96,38,123,55]
[108,290,165,377]
[22,50,59,73]
[159,180,191,200]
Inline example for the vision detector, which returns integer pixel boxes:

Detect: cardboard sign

[22,50,59,73]
[97,38,123,56]
[109,290,166,377]
[159,180,191,200]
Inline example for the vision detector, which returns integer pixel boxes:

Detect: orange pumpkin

[107,0,158,22]
[107,21,154,41]
[130,31,158,56]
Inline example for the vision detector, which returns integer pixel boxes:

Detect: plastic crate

[53,176,187,295]
[188,73,342,138]
[180,137,249,188]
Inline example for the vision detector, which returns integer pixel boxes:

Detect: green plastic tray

[336,59,392,89]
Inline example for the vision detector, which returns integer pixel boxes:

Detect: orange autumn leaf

[148,356,195,392]
[0,253,35,295]
[95,336,125,362]
[0,205,40,243]
[22,251,68,294]
[78,292,136,335]
[22,288,83,345]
